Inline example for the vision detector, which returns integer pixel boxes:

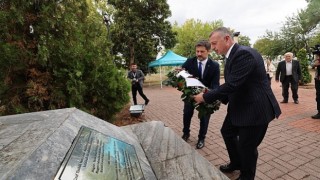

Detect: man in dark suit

[127,63,149,105]
[311,47,320,119]
[181,40,220,149]
[275,52,302,104]
[194,27,281,180]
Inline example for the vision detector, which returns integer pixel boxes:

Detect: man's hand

[193,93,205,104]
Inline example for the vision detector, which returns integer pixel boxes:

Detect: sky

[166,0,308,45]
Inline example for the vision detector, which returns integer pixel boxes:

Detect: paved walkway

[135,80,320,180]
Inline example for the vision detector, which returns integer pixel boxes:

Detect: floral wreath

[163,69,221,118]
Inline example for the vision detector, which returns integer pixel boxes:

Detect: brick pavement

[134,80,320,180]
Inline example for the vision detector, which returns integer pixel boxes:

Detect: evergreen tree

[108,0,176,69]
[297,48,311,85]
[0,0,130,121]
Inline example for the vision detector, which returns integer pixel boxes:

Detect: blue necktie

[198,62,202,79]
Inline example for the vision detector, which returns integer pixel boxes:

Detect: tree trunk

[129,42,135,65]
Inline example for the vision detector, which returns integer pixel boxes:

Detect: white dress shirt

[286,60,293,75]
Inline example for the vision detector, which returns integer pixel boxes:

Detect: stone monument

[0,108,229,180]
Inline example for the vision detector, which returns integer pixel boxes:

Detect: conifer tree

[297,48,312,85]
[0,0,130,120]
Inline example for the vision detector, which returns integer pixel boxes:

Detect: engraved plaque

[55,126,145,180]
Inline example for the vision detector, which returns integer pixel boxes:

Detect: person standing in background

[265,59,275,85]
[127,63,149,105]
[275,52,302,104]
[311,46,320,119]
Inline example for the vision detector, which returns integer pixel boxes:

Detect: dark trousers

[267,74,272,86]
[315,79,320,111]
[221,115,268,180]
[132,84,148,105]
[281,75,298,101]
[183,102,211,140]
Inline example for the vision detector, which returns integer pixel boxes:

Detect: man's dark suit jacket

[203,44,281,126]
[275,60,301,83]
[182,57,220,89]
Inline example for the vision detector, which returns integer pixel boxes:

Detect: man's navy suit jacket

[182,57,220,89]
[203,43,281,126]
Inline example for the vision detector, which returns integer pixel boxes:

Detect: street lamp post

[103,12,115,64]
[152,35,165,88]
[103,12,111,41]
[153,35,164,59]
[233,32,240,43]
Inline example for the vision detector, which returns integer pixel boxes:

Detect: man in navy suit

[181,40,220,149]
[275,52,302,104]
[194,27,281,180]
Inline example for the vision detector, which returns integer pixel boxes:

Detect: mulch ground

[113,104,146,126]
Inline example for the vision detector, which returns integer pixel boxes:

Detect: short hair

[195,40,211,51]
[209,27,233,38]
[284,52,293,57]
[131,63,137,66]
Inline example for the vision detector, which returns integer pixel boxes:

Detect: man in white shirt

[275,52,302,104]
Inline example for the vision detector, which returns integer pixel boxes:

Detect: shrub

[0,1,130,121]
[297,48,312,85]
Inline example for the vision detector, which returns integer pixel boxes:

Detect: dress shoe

[219,163,240,173]
[235,177,241,180]
[196,139,205,149]
[182,134,190,141]
[311,113,320,119]
[280,100,288,103]
[145,99,150,105]
[294,100,299,104]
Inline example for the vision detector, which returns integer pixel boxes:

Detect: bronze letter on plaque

[55,126,145,180]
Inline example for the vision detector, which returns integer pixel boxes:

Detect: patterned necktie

[198,62,202,79]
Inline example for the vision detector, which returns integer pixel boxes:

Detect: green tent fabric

[148,50,187,67]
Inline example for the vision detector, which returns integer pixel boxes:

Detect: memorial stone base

[0,108,229,180]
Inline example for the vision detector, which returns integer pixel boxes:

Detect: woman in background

[265,59,275,85]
